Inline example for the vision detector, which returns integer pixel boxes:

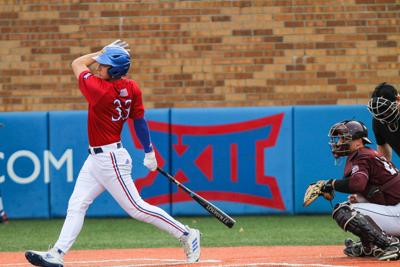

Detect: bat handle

[157,167,181,186]
[157,167,167,175]
[157,167,169,178]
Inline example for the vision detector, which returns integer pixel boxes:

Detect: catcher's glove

[303,179,335,207]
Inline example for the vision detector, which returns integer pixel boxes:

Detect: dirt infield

[2,246,400,267]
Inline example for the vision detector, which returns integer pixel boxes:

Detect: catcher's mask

[368,82,400,132]
[328,120,372,158]
[368,97,400,132]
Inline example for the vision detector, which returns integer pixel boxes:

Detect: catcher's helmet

[368,83,400,132]
[94,46,130,79]
[328,120,372,158]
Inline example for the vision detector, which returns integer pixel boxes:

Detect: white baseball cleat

[25,247,64,267]
[179,226,201,263]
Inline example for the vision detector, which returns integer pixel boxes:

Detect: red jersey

[344,147,400,205]
[78,70,144,146]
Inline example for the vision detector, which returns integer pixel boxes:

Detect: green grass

[0,215,355,252]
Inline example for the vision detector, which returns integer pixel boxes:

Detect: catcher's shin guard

[332,202,396,249]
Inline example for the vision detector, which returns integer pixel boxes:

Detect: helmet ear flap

[107,66,124,78]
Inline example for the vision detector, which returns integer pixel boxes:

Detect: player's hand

[320,179,334,194]
[104,39,129,50]
[348,194,368,204]
[348,194,357,203]
[143,151,157,171]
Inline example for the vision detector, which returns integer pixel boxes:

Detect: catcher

[304,120,400,261]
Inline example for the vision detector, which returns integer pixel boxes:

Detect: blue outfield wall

[169,107,293,216]
[0,105,389,219]
[0,112,49,219]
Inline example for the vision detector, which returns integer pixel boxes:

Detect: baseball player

[25,40,200,267]
[306,120,400,260]
[367,82,400,161]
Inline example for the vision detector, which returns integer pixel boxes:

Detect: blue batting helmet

[95,46,131,78]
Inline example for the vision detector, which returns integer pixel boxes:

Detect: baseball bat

[157,167,236,228]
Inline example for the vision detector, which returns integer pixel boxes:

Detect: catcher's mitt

[303,180,335,207]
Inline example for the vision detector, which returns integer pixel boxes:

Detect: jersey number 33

[112,98,132,122]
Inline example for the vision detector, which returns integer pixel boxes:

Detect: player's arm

[71,52,101,80]
[133,118,153,153]
[130,85,150,152]
[130,84,157,171]
[322,173,367,195]
[377,144,392,161]
[134,117,157,171]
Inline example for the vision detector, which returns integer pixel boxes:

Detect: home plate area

[2,246,400,267]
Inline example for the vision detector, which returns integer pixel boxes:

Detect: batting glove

[105,39,129,50]
[144,151,157,171]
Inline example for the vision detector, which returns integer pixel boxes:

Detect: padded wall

[170,107,293,215]
[0,105,389,218]
[0,112,49,218]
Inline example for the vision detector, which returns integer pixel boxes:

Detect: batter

[25,40,200,267]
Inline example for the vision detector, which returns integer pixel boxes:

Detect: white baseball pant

[54,144,187,253]
[351,202,400,236]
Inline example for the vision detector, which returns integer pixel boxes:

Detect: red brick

[1,1,399,111]
[284,21,304,28]
[232,30,252,36]
[329,78,347,85]
[0,12,18,19]
[253,29,273,35]
[378,55,398,62]
[263,36,283,42]
[286,65,306,71]
[211,16,231,22]
[275,43,294,49]
[377,41,397,47]
[254,58,274,64]
[367,34,387,40]
[316,42,335,49]
[317,72,336,78]
[337,85,356,92]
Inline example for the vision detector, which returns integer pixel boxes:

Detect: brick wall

[0,0,399,111]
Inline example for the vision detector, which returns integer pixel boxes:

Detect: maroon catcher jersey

[78,70,144,147]
[344,147,400,205]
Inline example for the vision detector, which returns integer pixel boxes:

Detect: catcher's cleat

[343,238,384,258]
[179,226,201,263]
[379,245,400,261]
[25,247,64,267]
[0,212,8,224]
[379,237,400,261]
